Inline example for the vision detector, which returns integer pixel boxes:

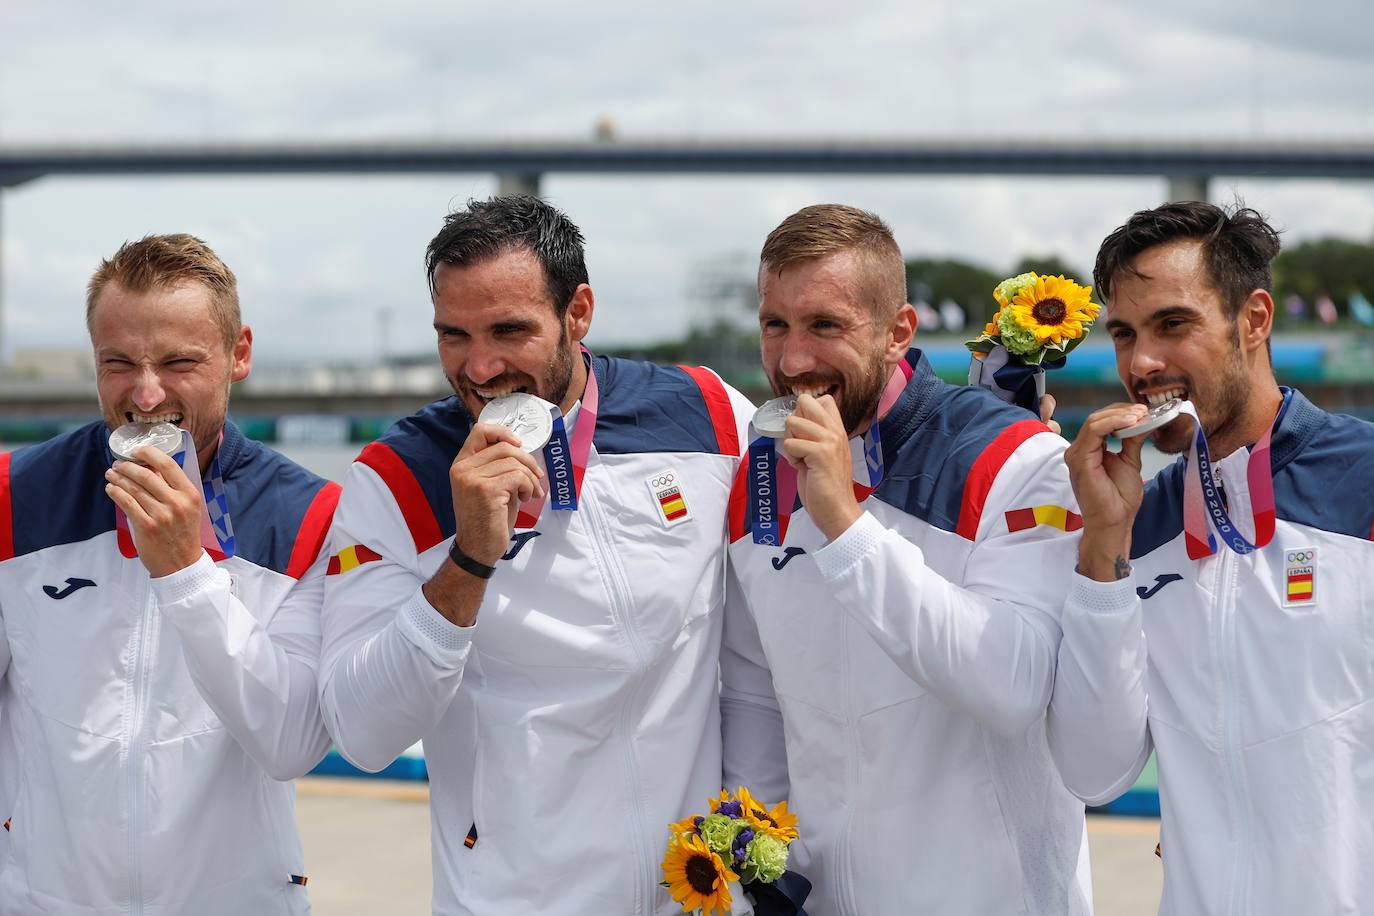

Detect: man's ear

[886,303,917,364]
[231,326,253,383]
[1240,289,1274,358]
[564,284,595,344]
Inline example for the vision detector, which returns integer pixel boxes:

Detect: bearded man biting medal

[318,195,763,916]
[1048,201,1374,916]
[721,204,1113,914]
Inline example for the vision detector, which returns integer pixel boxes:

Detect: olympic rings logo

[650,474,676,488]
[1286,550,1314,564]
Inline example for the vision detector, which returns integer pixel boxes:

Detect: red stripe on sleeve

[0,452,13,562]
[678,365,741,457]
[955,419,1051,541]
[357,443,444,554]
[285,482,342,580]
[728,463,749,543]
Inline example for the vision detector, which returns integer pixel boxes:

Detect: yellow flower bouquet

[661,788,808,916]
[966,272,1101,411]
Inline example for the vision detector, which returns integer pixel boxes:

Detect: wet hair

[1093,201,1281,322]
[759,204,907,317]
[425,195,589,316]
[86,234,240,350]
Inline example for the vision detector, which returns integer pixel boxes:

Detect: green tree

[904,258,1002,329]
[1273,237,1374,324]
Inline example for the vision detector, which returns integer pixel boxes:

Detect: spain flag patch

[327,544,384,575]
[1005,505,1084,533]
[646,469,691,528]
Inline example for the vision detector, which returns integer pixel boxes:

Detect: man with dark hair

[1048,201,1374,915]
[0,234,339,915]
[723,204,1105,913]
[319,196,760,915]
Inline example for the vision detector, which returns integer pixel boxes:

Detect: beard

[450,332,577,424]
[772,351,890,437]
[1144,352,1251,455]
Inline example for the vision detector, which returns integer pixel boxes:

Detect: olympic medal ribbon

[748,361,913,546]
[1178,400,1277,560]
[114,429,236,561]
[513,346,600,529]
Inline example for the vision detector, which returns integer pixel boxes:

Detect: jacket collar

[875,348,942,445]
[1269,386,1324,473]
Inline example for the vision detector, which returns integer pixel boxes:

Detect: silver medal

[1116,398,1187,438]
[109,422,184,462]
[478,393,554,453]
[752,395,798,439]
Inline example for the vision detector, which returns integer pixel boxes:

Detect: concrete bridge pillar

[496,172,542,198]
[1167,175,1210,203]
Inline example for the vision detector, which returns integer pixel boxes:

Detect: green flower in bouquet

[739,833,789,885]
[996,308,1042,358]
[697,813,746,859]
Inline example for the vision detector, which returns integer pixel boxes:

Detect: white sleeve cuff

[812,511,886,582]
[396,585,476,663]
[150,550,220,609]
[1067,571,1139,615]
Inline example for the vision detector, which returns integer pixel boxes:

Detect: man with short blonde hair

[0,234,338,915]
[724,203,1096,913]
[86,232,242,350]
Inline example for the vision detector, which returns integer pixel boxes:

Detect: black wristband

[448,540,496,579]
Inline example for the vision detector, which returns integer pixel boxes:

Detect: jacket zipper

[127,583,156,916]
[1216,544,1252,916]
[582,488,654,914]
[1220,472,1253,916]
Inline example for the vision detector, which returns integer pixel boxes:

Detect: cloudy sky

[2,0,1372,365]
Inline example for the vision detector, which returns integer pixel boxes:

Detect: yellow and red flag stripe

[1286,572,1314,602]
[327,544,384,575]
[1005,505,1084,533]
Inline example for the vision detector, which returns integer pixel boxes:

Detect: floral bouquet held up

[965,272,1101,414]
[661,788,808,916]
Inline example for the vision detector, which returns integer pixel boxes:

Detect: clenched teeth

[1144,388,1184,407]
[127,412,184,425]
[474,385,528,401]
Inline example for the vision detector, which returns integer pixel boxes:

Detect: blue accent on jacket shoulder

[1271,391,1374,541]
[371,396,471,542]
[6,420,333,575]
[368,355,732,540]
[590,355,729,456]
[871,350,1047,534]
[1131,389,1374,558]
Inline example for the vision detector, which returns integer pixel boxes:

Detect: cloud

[1,0,1372,363]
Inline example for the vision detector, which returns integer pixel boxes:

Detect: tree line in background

[617,233,1374,367]
[902,236,1374,333]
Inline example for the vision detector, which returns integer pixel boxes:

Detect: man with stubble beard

[1047,201,1374,915]
[721,204,1099,914]
[318,196,764,915]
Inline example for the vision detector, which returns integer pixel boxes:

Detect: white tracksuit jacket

[0,421,338,916]
[724,350,1094,915]
[1048,388,1374,915]
[318,356,766,916]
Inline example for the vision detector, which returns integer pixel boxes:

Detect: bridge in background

[3,136,1374,362]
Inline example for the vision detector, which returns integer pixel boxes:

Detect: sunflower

[669,814,702,841]
[662,834,738,916]
[979,309,1002,340]
[736,787,800,842]
[1006,275,1099,347]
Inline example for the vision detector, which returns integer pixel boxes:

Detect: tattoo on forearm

[1114,556,1132,581]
